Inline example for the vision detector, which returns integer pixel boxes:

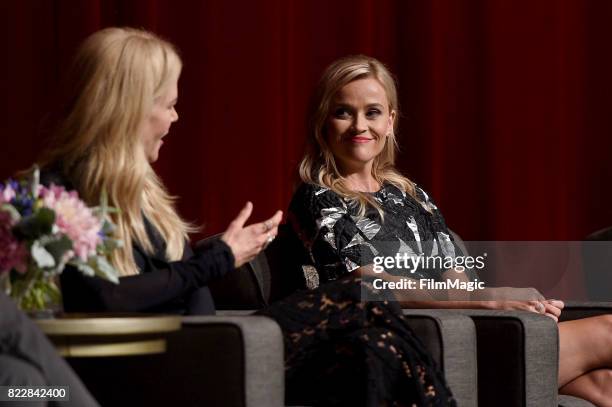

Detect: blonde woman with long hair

[289,55,612,406]
[38,29,457,406]
[39,27,281,314]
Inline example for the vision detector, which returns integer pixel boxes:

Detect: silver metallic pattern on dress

[353,216,382,240]
[317,206,347,230]
[344,233,379,259]
[417,187,438,211]
[301,183,453,285]
[344,258,360,272]
[406,216,423,253]
[322,231,337,250]
[385,191,405,206]
[397,237,419,258]
[366,242,379,256]
[345,232,366,249]
[396,237,421,274]
[302,265,320,289]
[437,232,456,258]
[314,187,329,196]
[430,239,439,257]
[317,206,348,253]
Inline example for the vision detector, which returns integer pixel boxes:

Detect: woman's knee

[585,369,612,402]
[594,314,612,341]
[586,315,612,361]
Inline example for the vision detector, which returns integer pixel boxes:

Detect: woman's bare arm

[352,265,564,321]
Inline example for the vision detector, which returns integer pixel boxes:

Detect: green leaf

[71,260,94,277]
[13,208,55,239]
[35,208,55,229]
[31,241,55,268]
[101,219,116,235]
[44,235,73,264]
[99,238,123,255]
[70,256,119,284]
[91,190,120,219]
[1,204,21,222]
[92,256,119,284]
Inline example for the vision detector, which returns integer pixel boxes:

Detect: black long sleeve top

[41,169,234,315]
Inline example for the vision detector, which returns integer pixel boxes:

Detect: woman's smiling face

[326,77,395,173]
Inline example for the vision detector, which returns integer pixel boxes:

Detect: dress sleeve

[410,185,479,280]
[412,185,461,256]
[288,184,374,286]
[60,239,235,312]
[413,186,452,237]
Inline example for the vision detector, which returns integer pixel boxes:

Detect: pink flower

[40,185,102,261]
[0,184,15,204]
[0,211,27,274]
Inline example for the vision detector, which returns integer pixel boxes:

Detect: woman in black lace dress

[287,54,612,406]
[38,28,455,406]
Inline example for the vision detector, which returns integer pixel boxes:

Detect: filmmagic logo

[372,278,485,291]
[372,253,487,273]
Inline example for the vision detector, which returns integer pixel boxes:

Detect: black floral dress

[288,182,458,286]
[257,183,457,406]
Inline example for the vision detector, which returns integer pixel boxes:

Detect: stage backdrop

[1,0,611,242]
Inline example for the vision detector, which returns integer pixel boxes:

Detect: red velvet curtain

[2,0,611,241]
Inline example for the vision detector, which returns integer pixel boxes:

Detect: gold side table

[34,314,182,357]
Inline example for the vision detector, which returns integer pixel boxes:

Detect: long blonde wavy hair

[299,55,416,218]
[39,27,193,276]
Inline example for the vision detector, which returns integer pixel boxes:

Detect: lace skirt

[257,276,456,407]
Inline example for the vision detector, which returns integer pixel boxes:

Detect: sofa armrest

[402,310,478,407]
[451,310,558,407]
[560,301,612,322]
[558,395,597,407]
[67,315,283,407]
[216,310,257,316]
[178,315,284,407]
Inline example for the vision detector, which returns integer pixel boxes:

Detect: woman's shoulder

[380,181,434,207]
[288,183,348,226]
[412,184,439,212]
[292,182,345,207]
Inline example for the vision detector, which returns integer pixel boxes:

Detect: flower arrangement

[0,167,121,312]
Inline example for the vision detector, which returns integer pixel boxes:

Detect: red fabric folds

[1,0,610,241]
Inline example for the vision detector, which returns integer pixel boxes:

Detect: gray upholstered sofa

[205,226,605,406]
[68,226,606,406]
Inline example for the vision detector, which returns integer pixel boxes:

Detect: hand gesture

[221,202,283,268]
